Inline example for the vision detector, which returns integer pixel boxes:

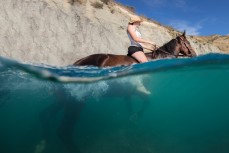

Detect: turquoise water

[0,53,229,153]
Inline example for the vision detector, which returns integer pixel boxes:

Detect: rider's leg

[135,78,151,95]
[131,51,148,63]
[131,51,151,95]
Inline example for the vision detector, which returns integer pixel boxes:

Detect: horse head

[175,31,197,57]
[150,31,197,59]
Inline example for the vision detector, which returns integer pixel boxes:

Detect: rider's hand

[154,44,159,49]
[148,41,159,48]
[148,41,155,45]
[149,44,159,50]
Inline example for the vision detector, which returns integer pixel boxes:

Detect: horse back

[73,54,137,67]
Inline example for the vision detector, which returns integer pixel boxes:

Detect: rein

[156,48,175,56]
[151,38,188,57]
[156,48,185,57]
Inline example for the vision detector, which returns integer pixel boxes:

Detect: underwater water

[0,53,229,153]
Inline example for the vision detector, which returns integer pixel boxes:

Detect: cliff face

[193,35,229,54]
[0,0,223,66]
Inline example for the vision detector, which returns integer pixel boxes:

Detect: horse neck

[147,39,178,60]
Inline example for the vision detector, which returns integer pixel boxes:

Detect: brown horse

[73,31,197,67]
[39,31,197,153]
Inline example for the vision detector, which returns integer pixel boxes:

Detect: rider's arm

[141,43,158,51]
[127,25,154,45]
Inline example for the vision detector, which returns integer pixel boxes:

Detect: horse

[39,31,197,153]
[73,31,197,67]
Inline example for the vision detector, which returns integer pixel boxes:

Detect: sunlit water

[0,53,229,153]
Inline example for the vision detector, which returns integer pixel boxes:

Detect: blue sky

[116,0,229,36]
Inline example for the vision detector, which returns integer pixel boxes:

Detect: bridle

[178,36,194,56]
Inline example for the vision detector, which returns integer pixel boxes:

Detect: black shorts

[127,46,144,56]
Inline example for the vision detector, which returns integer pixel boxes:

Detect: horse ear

[183,30,186,37]
[176,33,179,38]
[177,36,181,43]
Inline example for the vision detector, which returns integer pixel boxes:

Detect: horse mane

[160,38,177,52]
[146,38,178,59]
